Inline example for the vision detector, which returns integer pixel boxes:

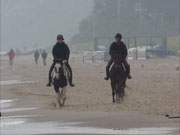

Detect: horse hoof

[51,102,56,108]
[57,100,62,108]
[113,100,115,103]
[116,98,121,104]
[62,97,66,106]
[58,103,63,108]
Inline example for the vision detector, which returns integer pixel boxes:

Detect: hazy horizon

[1,0,93,51]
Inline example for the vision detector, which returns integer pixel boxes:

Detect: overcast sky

[1,0,93,50]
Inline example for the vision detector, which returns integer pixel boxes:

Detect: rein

[113,62,126,72]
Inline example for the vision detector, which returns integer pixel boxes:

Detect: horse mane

[112,54,123,65]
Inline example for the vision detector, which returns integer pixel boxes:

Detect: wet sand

[1,110,180,135]
[0,55,180,134]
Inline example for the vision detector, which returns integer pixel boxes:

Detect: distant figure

[41,50,48,66]
[8,49,15,66]
[34,49,40,64]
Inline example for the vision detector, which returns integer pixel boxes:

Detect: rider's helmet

[57,34,64,40]
[115,33,122,40]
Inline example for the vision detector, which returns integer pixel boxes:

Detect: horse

[51,60,69,107]
[109,54,128,103]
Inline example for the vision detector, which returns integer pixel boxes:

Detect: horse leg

[54,86,62,108]
[119,80,126,103]
[111,81,115,103]
[60,87,67,106]
[120,87,125,103]
[121,80,126,100]
[112,90,115,103]
[119,87,123,103]
[116,84,121,103]
[56,91,62,107]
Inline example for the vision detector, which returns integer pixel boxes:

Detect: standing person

[47,34,74,87]
[8,49,15,66]
[41,50,48,66]
[34,49,40,64]
[104,33,132,80]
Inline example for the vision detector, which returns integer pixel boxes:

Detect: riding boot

[47,75,52,87]
[69,76,75,87]
[123,60,132,79]
[105,59,113,80]
[47,62,56,87]
[105,68,110,80]
[66,63,75,87]
[127,64,132,79]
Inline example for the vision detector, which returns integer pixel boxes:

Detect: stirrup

[104,77,109,80]
[46,83,52,87]
[128,74,132,79]
[69,83,75,87]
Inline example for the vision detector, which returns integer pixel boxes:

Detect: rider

[104,33,132,80]
[47,34,74,87]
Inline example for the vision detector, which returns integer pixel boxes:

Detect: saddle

[112,62,127,72]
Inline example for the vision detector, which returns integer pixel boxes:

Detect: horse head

[53,62,64,80]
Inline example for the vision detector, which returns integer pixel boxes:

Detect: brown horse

[110,54,128,103]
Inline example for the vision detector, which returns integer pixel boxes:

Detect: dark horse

[110,54,128,103]
[51,60,69,107]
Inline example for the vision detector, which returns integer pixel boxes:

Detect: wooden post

[127,38,130,49]
[94,37,98,51]
[134,37,138,60]
[83,56,85,64]
[92,55,95,63]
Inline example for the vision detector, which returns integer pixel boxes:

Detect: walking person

[8,49,16,66]
[34,49,40,64]
[41,50,48,66]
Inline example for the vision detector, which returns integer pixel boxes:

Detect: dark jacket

[41,51,48,59]
[34,50,40,58]
[52,42,70,60]
[109,41,128,60]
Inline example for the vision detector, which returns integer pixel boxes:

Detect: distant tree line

[71,0,179,44]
